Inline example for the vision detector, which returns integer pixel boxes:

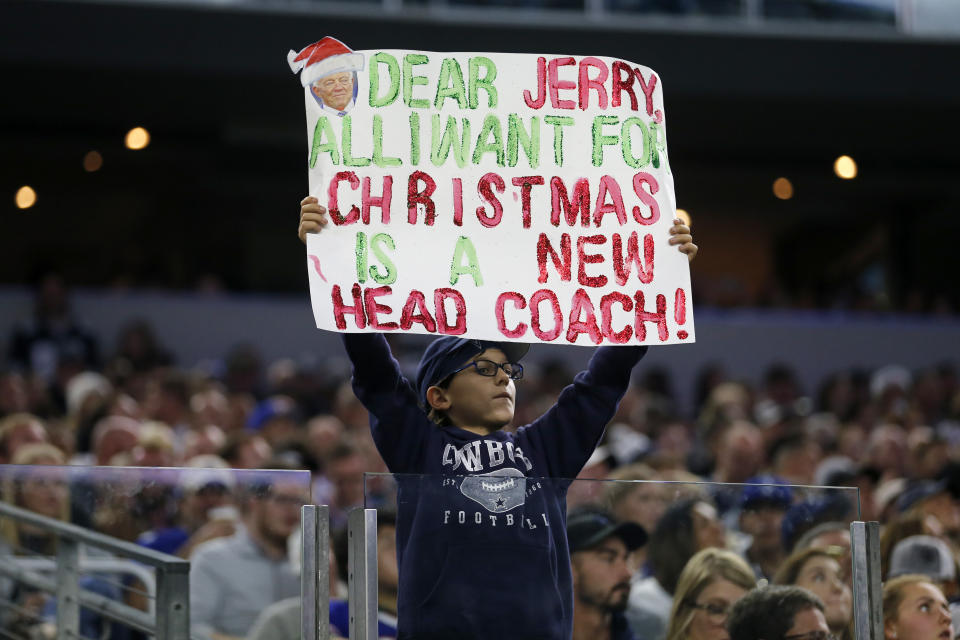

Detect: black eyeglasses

[784,632,837,640]
[451,359,523,380]
[686,601,731,620]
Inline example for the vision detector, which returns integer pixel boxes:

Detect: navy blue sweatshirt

[344,333,647,640]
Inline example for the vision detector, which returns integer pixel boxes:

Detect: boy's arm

[520,346,647,479]
[519,218,695,478]
[341,333,432,473]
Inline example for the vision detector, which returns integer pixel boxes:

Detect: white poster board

[290,38,694,346]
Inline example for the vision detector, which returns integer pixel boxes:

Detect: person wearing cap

[189,465,307,640]
[888,535,960,600]
[298,200,697,640]
[288,37,363,116]
[568,511,648,640]
[738,476,793,580]
[898,480,960,547]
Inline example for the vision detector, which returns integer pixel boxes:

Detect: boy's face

[435,348,516,432]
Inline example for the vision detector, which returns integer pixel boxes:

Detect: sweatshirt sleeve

[341,333,431,473]
[518,345,647,479]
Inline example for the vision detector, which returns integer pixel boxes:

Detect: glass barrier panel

[0,464,311,640]
[364,473,861,640]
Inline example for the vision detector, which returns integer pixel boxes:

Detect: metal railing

[301,505,380,640]
[0,501,190,640]
[300,509,886,640]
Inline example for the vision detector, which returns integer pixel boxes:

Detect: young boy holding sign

[299,196,695,638]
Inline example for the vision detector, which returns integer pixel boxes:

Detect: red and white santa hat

[287,37,364,87]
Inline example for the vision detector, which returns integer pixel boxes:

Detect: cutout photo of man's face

[311,71,355,112]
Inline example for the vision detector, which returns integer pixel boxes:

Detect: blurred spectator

[219,431,272,469]
[91,416,140,466]
[871,365,912,422]
[793,522,852,563]
[882,575,954,640]
[738,477,792,580]
[898,481,960,547]
[773,547,852,640]
[605,464,668,535]
[628,498,726,640]
[131,421,176,467]
[727,585,828,640]
[189,465,306,639]
[223,343,263,396]
[64,371,112,420]
[880,513,945,580]
[782,497,856,554]
[326,441,368,529]
[109,318,172,374]
[0,448,69,633]
[568,510,648,640]
[143,369,193,449]
[6,272,100,388]
[769,434,821,486]
[182,423,227,460]
[190,386,232,432]
[816,373,861,424]
[246,510,400,640]
[138,462,238,558]
[332,380,369,431]
[664,548,756,640]
[906,428,950,481]
[754,364,809,428]
[866,424,908,480]
[246,395,300,447]
[699,383,752,432]
[0,412,49,464]
[305,414,346,461]
[711,421,764,484]
[0,370,31,417]
[888,536,959,600]
[1,445,69,551]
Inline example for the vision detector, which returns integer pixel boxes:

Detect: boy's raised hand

[298,196,328,244]
[669,218,698,262]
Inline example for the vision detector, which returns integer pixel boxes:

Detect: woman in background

[882,575,953,640]
[775,546,853,640]
[664,548,756,640]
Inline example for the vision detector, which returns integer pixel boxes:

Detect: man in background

[189,465,307,640]
[568,510,647,640]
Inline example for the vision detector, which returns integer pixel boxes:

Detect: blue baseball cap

[567,510,647,552]
[415,337,530,406]
[896,479,949,513]
[741,475,793,510]
[246,395,297,431]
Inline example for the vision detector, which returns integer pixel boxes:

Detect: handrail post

[851,521,883,640]
[348,508,378,640]
[302,505,331,640]
[55,536,80,637]
[155,563,190,640]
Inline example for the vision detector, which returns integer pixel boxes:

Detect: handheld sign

[290,37,694,346]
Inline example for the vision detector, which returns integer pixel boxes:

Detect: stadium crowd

[1,273,960,639]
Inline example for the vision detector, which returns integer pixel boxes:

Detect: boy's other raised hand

[298,196,328,244]
[668,218,698,262]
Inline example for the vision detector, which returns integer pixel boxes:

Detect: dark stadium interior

[3,0,959,312]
